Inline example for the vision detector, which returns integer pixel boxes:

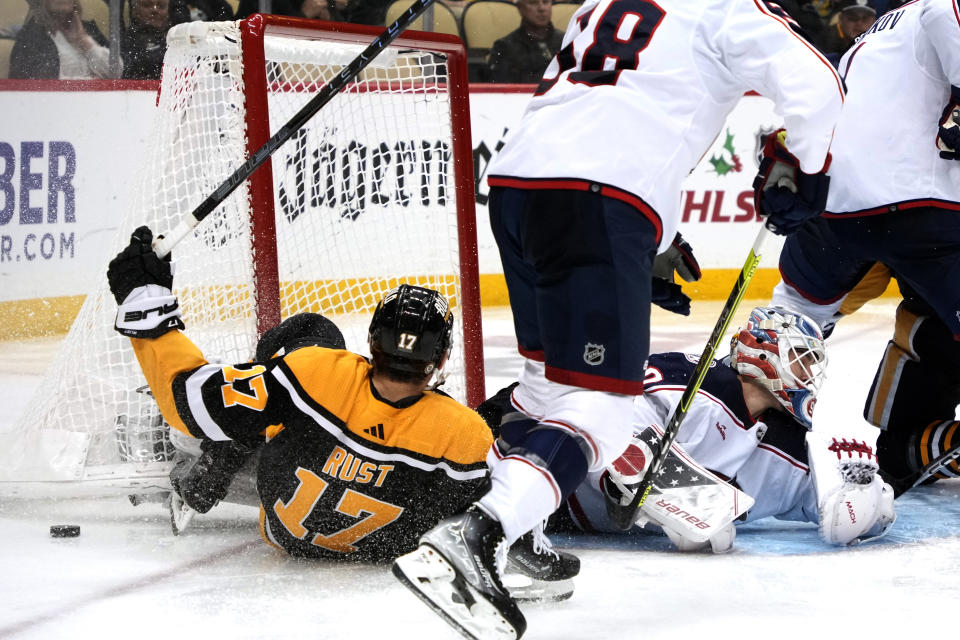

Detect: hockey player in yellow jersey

[105,226,494,562]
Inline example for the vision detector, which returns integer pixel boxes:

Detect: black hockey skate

[392,506,527,640]
[503,530,580,602]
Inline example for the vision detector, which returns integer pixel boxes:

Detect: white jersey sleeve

[714,2,843,173]
[825,0,960,214]
[919,0,960,84]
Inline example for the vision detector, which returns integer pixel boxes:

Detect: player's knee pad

[864,304,960,431]
[505,426,591,502]
[904,303,960,377]
[864,340,933,430]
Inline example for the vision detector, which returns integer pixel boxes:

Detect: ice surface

[1,302,956,640]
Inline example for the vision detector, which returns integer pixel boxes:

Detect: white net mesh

[1,20,476,495]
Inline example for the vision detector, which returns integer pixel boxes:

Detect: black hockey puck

[50,525,80,538]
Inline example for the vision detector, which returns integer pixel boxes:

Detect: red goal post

[0,15,484,495]
[238,15,483,364]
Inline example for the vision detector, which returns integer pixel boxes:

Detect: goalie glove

[752,129,830,235]
[808,433,897,545]
[819,475,896,546]
[169,439,255,514]
[107,226,184,339]
[937,102,960,161]
[651,232,701,316]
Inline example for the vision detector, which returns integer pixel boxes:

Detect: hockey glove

[652,232,701,283]
[651,278,691,316]
[169,439,255,514]
[651,232,700,316]
[752,129,830,235]
[937,103,960,161]
[107,226,184,339]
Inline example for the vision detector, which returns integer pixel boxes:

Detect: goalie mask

[730,306,827,429]
[368,284,454,377]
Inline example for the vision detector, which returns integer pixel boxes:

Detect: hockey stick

[885,439,960,498]
[152,0,437,257]
[608,226,771,531]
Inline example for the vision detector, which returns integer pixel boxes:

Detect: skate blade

[168,492,195,536]
[392,544,521,640]
[503,573,574,602]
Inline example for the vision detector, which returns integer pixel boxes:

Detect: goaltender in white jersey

[488,0,845,252]
[568,308,896,552]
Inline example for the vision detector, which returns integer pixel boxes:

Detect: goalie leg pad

[603,426,755,541]
[664,522,736,554]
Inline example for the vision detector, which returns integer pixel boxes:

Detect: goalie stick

[608,226,770,531]
[152,0,439,258]
[884,439,960,498]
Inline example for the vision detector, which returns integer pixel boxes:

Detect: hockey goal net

[1,15,483,495]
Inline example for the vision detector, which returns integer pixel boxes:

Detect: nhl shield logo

[583,343,605,366]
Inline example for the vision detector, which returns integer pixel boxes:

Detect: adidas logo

[363,423,385,439]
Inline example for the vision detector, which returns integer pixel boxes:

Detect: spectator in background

[818,0,876,63]
[10,0,119,78]
[121,0,170,79]
[487,0,562,84]
[170,0,234,22]
[773,0,825,44]
[235,0,345,21]
[341,0,390,26]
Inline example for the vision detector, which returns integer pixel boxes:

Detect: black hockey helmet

[255,313,346,361]
[368,284,454,376]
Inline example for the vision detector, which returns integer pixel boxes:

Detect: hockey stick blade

[884,439,960,498]
[153,1,438,258]
[608,226,770,531]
